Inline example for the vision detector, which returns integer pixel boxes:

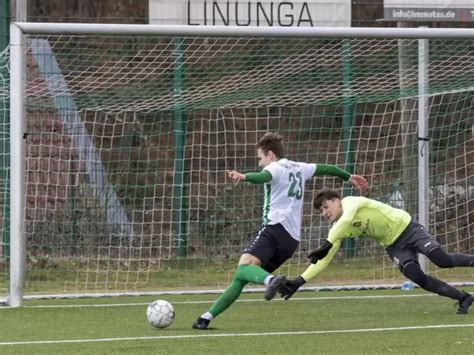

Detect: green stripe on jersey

[262,183,271,224]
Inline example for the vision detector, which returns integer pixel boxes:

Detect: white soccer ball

[146,300,175,328]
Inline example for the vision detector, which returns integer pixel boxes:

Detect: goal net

[2,25,473,301]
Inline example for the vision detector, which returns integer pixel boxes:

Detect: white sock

[200,312,214,321]
[264,275,274,286]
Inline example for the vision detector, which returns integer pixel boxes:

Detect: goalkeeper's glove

[307,240,333,264]
[279,276,306,300]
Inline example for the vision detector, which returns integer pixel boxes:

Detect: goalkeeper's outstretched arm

[300,201,361,281]
[302,240,341,280]
[279,240,341,300]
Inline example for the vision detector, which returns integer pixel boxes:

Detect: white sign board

[149,0,351,27]
[384,0,474,21]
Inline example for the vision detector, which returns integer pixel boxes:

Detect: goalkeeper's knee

[400,260,427,287]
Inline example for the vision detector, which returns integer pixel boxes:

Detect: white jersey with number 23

[262,158,316,241]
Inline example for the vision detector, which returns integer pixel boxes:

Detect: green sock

[207,265,270,318]
[208,277,248,318]
[234,264,271,284]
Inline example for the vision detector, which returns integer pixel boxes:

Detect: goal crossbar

[12,22,474,39]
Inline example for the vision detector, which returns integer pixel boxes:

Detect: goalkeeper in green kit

[273,189,474,314]
[192,133,369,330]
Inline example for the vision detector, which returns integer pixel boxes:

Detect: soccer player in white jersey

[192,133,368,329]
[275,189,474,314]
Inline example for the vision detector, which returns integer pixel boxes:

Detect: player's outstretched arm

[229,170,272,184]
[228,170,246,183]
[313,164,368,192]
[348,174,369,192]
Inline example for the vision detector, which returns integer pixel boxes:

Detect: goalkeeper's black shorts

[243,223,299,273]
[386,219,440,268]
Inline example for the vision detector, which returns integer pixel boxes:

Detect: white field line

[0,293,437,309]
[0,324,473,346]
[2,281,473,302]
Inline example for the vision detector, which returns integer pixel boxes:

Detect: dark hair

[256,132,285,158]
[313,190,341,209]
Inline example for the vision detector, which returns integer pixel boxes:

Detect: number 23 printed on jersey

[288,172,303,200]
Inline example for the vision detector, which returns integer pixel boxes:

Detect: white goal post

[6,23,474,307]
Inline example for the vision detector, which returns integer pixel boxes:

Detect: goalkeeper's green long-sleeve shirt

[301,196,411,281]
